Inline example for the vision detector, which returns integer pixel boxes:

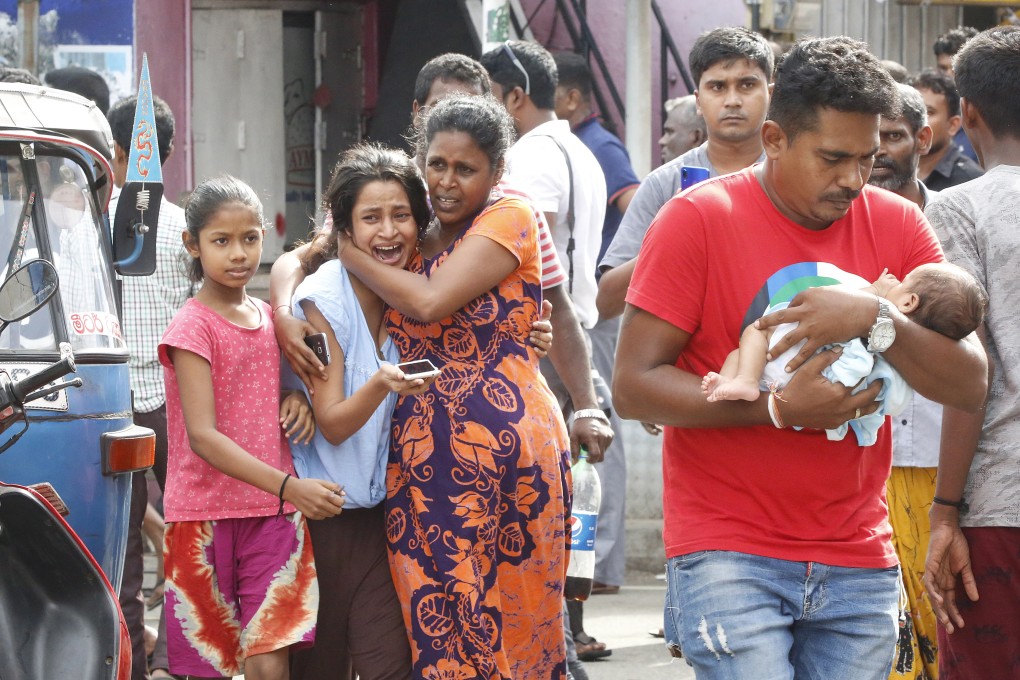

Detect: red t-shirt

[627,168,943,568]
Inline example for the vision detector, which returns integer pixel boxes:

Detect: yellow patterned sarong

[887,466,939,679]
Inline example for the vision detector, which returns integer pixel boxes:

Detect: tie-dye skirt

[163,512,318,677]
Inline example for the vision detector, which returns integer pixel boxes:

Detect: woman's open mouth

[373,243,405,265]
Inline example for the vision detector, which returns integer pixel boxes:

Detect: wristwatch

[573,408,610,425]
[866,298,896,353]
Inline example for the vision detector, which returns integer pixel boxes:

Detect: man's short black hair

[553,52,592,99]
[934,26,979,58]
[768,36,898,141]
[689,27,775,86]
[480,40,558,110]
[909,68,961,117]
[44,66,110,115]
[412,53,490,106]
[893,83,928,135]
[107,95,176,166]
[953,26,1020,140]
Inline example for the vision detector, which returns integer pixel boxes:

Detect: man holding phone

[596,27,773,320]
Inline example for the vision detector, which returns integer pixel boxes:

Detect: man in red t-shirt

[614,36,987,679]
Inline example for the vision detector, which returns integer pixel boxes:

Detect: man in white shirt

[481,40,615,664]
[481,41,606,331]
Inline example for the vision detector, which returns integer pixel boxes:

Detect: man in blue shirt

[553,52,640,263]
[933,25,980,163]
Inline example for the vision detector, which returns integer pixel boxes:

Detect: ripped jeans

[663,550,899,680]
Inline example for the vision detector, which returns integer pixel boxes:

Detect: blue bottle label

[569,511,598,551]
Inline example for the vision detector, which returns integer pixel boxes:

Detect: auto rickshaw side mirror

[112,181,163,276]
[0,259,59,335]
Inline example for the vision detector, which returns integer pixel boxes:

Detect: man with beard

[871,84,935,208]
[596,27,772,320]
[870,83,942,680]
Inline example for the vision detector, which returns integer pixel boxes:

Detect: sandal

[145,578,165,611]
[575,631,612,661]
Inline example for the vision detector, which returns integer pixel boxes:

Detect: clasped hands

[754,286,883,430]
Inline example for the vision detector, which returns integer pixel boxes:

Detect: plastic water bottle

[564,447,602,601]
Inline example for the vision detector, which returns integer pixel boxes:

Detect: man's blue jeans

[663,550,899,679]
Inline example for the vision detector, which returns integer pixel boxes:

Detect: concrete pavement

[580,570,695,680]
[144,558,693,679]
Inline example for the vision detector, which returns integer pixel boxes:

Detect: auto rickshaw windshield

[0,151,123,353]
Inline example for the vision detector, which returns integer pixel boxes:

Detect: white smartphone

[396,359,441,380]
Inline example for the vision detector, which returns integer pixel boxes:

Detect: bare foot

[701,373,720,395]
[705,373,761,402]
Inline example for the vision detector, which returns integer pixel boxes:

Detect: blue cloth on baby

[760,304,911,446]
[283,260,398,508]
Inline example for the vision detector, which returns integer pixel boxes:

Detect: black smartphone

[304,332,331,366]
[395,359,441,380]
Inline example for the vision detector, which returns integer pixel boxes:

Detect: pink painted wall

[134,0,191,204]
[519,0,746,155]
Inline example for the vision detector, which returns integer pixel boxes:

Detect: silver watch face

[869,319,895,352]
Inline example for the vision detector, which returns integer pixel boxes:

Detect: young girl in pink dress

[159,175,344,679]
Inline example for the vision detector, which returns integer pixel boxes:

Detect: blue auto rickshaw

[0,83,156,593]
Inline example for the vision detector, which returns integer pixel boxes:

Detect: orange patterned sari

[384,197,571,679]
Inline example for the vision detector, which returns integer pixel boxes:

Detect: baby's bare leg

[704,324,770,401]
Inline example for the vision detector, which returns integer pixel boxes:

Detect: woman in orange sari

[339,94,570,680]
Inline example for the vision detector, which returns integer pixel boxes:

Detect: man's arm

[923,326,992,633]
[595,257,635,319]
[613,304,883,430]
[886,321,986,410]
[614,186,638,216]
[595,170,674,319]
[545,284,613,462]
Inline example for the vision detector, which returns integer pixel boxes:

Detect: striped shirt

[111,189,192,413]
[495,180,566,290]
